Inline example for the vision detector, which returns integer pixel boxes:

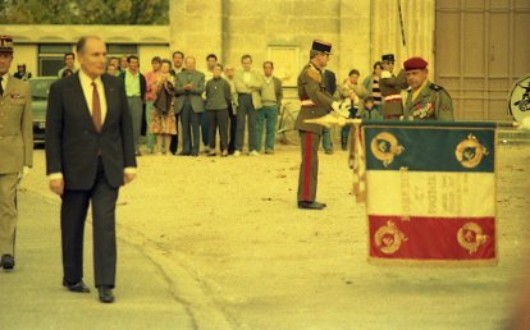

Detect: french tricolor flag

[358,121,497,264]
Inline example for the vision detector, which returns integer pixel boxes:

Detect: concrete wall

[11,45,38,77]
[3,1,435,81]
[139,45,172,75]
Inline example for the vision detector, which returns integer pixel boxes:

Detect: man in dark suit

[45,36,137,303]
[174,56,205,156]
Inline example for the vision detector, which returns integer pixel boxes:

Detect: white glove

[17,166,31,184]
[381,70,392,79]
[331,101,341,113]
[331,101,349,118]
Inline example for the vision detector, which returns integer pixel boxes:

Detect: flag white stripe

[366,171,495,218]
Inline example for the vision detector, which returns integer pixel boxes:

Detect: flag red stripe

[368,215,495,260]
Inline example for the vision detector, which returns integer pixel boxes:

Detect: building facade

[2,0,529,121]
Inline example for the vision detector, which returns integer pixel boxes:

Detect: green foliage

[0,0,169,25]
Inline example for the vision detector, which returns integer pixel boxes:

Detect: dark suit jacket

[323,70,337,96]
[174,70,205,114]
[118,71,147,101]
[45,73,136,190]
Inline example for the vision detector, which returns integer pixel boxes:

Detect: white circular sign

[509,75,530,124]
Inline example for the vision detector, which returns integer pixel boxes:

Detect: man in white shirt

[46,36,137,303]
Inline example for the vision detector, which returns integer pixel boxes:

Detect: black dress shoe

[1,254,14,270]
[297,201,326,210]
[63,280,91,293]
[98,287,115,303]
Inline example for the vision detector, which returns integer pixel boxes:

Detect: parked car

[29,77,56,143]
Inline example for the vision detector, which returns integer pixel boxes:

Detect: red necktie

[91,82,102,132]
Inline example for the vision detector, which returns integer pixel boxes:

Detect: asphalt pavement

[0,189,195,330]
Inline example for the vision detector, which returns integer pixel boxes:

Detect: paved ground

[1,141,529,329]
[0,190,195,330]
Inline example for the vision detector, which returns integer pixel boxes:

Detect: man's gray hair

[76,36,103,54]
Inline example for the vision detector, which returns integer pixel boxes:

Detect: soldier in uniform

[403,57,454,121]
[0,35,33,270]
[295,40,341,210]
[379,54,408,119]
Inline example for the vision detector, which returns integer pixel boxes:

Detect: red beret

[403,57,428,71]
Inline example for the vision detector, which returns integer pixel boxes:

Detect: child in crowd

[205,63,231,156]
[360,96,383,120]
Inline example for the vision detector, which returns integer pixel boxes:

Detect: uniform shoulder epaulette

[306,66,322,84]
[429,83,444,91]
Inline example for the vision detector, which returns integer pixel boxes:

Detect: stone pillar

[339,0,372,80]
[169,0,223,71]
[371,0,435,76]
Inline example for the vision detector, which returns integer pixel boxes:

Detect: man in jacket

[46,36,137,303]
[174,56,205,156]
[295,40,341,210]
[0,35,33,270]
[119,55,146,156]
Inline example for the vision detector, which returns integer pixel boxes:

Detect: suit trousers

[321,127,333,152]
[227,104,237,154]
[0,173,18,255]
[127,96,143,153]
[297,131,320,202]
[61,158,119,288]
[180,99,201,155]
[200,106,209,147]
[144,101,156,153]
[207,109,229,151]
[169,112,179,154]
[235,94,257,152]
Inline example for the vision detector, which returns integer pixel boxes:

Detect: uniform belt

[300,100,316,107]
[383,94,402,103]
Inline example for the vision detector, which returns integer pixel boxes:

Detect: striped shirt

[372,76,382,105]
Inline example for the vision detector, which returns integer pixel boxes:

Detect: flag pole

[397,0,408,59]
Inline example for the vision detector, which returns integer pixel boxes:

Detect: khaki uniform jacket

[0,75,33,174]
[380,69,408,117]
[295,63,334,135]
[234,69,263,109]
[404,81,455,121]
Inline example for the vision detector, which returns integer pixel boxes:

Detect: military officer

[403,57,454,121]
[295,40,341,210]
[0,35,33,270]
[379,54,408,119]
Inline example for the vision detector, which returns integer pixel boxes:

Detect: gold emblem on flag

[455,134,489,169]
[374,221,408,254]
[457,222,488,254]
[370,132,404,167]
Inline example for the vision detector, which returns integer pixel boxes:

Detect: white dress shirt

[78,69,108,123]
[48,70,136,181]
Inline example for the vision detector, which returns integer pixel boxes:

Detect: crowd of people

[11,45,455,157]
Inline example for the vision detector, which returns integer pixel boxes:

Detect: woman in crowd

[151,59,177,155]
[362,61,383,111]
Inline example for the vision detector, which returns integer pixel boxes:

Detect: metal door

[435,0,530,121]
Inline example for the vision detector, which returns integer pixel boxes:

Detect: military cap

[311,40,332,54]
[403,57,428,71]
[0,35,14,53]
[381,54,395,62]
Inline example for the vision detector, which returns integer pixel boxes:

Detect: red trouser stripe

[303,133,312,201]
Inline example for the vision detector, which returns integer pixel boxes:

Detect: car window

[30,78,56,101]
